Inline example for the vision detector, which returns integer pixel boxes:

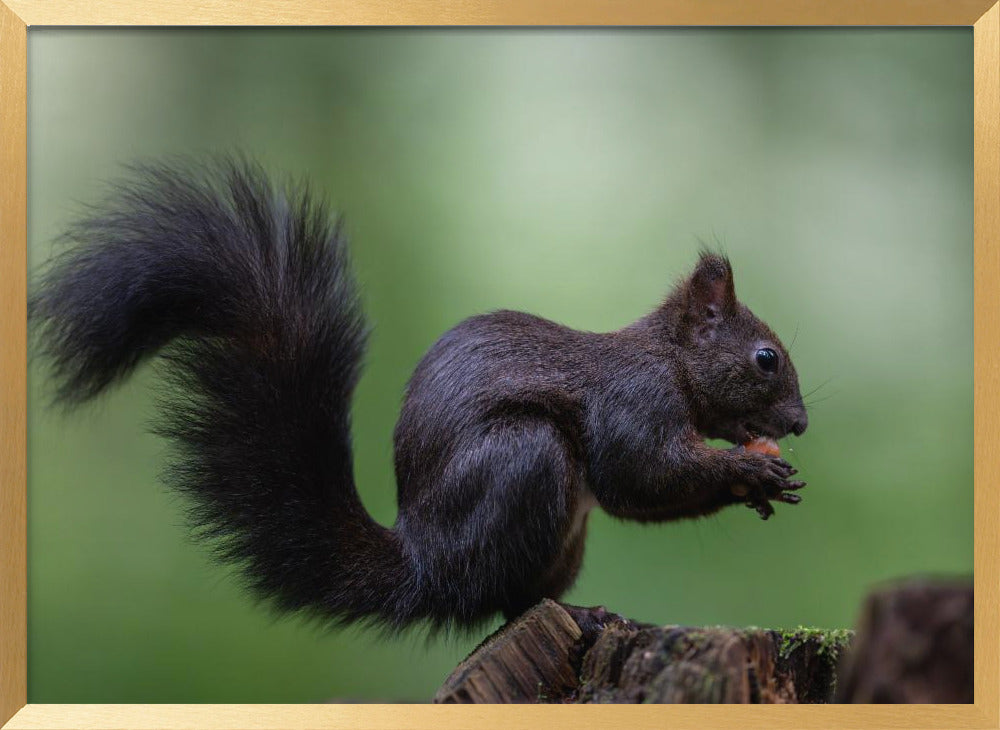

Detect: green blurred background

[26,28,972,702]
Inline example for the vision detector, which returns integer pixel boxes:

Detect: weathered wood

[434,600,584,703]
[835,579,974,703]
[435,578,974,704]
[576,623,849,703]
[434,600,850,703]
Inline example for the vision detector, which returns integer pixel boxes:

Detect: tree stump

[434,600,850,703]
[434,578,973,704]
[835,578,974,703]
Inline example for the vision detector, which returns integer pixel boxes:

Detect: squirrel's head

[671,253,808,445]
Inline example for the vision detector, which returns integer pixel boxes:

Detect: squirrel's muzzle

[788,399,809,436]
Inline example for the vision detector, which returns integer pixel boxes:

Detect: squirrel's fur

[32,158,808,633]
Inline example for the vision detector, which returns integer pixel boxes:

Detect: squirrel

[31,158,808,633]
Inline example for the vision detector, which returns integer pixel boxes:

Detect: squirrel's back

[393,310,592,502]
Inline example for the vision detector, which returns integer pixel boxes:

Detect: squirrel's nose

[791,416,808,436]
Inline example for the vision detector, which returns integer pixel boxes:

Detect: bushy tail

[31,158,420,629]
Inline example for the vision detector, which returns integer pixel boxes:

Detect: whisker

[804,391,840,407]
[802,377,835,401]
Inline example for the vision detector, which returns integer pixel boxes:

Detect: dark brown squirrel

[31,158,808,633]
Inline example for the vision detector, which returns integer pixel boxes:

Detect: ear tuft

[685,253,736,330]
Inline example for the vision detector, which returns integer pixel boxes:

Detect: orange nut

[743,436,781,458]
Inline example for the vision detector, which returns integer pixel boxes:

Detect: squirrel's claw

[750,499,775,520]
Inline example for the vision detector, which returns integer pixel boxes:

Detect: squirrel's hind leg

[403,418,584,627]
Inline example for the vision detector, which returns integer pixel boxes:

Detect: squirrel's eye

[755,348,779,373]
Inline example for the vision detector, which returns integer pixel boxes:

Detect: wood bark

[434,578,972,704]
[835,578,974,703]
[434,600,849,703]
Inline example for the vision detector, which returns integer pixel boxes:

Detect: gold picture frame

[1,2,997,728]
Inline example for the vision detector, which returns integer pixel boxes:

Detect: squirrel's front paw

[732,454,806,520]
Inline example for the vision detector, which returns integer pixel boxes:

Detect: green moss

[776,626,853,662]
[683,630,709,651]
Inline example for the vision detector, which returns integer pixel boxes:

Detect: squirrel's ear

[683,254,736,338]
